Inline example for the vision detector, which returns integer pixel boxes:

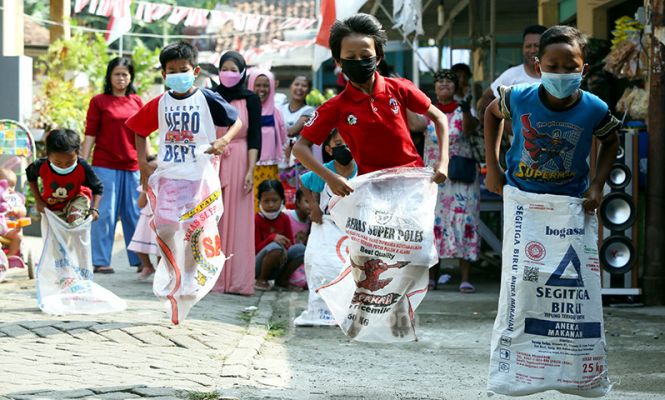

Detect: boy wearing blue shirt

[300,129,357,224]
[484,25,620,211]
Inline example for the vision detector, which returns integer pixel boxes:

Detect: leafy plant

[31,31,110,133]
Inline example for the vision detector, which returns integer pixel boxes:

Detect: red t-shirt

[254,212,295,253]
[300,72,431,175]
[85,93,144,171]
[25,158,104,211]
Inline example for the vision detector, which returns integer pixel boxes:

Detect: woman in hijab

[247,68,288,211]
[213,51,262,295]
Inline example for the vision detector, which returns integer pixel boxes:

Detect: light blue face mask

[165,72,196,93]
[540,71,583,99]
[50,160,77,175]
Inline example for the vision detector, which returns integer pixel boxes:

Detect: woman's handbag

[448,155,477,183]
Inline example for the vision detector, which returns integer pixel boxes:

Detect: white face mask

[259,203,283,220]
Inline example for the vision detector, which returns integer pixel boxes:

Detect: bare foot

[137,265,155,281]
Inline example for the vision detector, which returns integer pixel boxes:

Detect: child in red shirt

[26,129,103,226]
[255,180,305,291]
[294,13,450,197]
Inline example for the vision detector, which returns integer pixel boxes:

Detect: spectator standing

[213,51,262,295]
[424,70,480,293]
[248,69,288,211]
[81,57,143,274]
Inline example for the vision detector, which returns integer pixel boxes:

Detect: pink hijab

[247,68,287,165]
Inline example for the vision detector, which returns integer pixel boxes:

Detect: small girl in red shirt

[255,180,305,291]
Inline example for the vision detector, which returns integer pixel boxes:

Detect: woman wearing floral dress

[424,69,480,293]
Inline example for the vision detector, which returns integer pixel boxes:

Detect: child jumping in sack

[484,25,619,206]
[293,13,449,194]
[26,129,103,227]
[125,42,241,323]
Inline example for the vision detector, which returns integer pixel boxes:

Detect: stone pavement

[0,235,274,400]
[2,235,665,399]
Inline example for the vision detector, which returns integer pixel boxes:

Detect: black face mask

[341,57,377,84]
[332,145,353,166]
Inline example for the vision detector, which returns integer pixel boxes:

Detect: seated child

[255,179,305,291]
[26,129,102,226]
[0,168,27,262]
[284,189,311,245]
[300,129,357,223]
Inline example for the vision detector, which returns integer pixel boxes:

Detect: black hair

[103,57,136,95]
[323,129,339,148]
[451,63,472,78]
[46,129,80,154]
[523,25,547,39]
[257,179,285,201]
[292,75,312,92]
[295,189,304,204]
[433,69,459,89]
[329,13,387,61]
[538,25,588,60]
[159,42,198,70]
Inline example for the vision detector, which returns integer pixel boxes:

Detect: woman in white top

[280,75,324,165]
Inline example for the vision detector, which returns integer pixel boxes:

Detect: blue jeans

[91,167,140,267]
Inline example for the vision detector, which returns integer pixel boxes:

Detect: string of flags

[73,0,317,31]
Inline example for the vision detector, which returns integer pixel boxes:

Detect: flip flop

[94,266,115,274]
[254,281,272,291]
[459,281,475,293]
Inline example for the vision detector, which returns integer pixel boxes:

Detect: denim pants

[91,166,140,267]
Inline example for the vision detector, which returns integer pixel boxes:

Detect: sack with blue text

[147,154,224,325]
[318,168,438,343]
[487,186,610,397]
[37,209,126,315]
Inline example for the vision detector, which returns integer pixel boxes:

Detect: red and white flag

[312,0,367,71]
[105,0,132,44]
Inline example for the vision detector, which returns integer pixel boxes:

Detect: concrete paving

[1,235,664,399]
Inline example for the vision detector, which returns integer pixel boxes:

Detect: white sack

[487,186,610,397]
[36,209,126,315]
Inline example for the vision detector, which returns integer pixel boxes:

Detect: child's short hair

[329,13,387,61]
[451,63,472,78]
[258,179,285,201]
[295,189,304,204]
[433,69,459,88]
[523,24,548,39]
[46,129,80,154]
[159,42,198,70]
[323,129,339,148]
[538,25,587,59]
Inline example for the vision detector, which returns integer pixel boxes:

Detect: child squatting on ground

[484,25,620,210]
[255,180,306,291]
[293,13,450,195]
[26,129,103,227]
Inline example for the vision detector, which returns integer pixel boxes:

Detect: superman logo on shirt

[515,114,582,183]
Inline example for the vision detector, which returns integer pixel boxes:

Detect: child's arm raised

[484,98,508,195]
[425,104,450,184]
[293,137,353,197]
[584,132,619,212]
